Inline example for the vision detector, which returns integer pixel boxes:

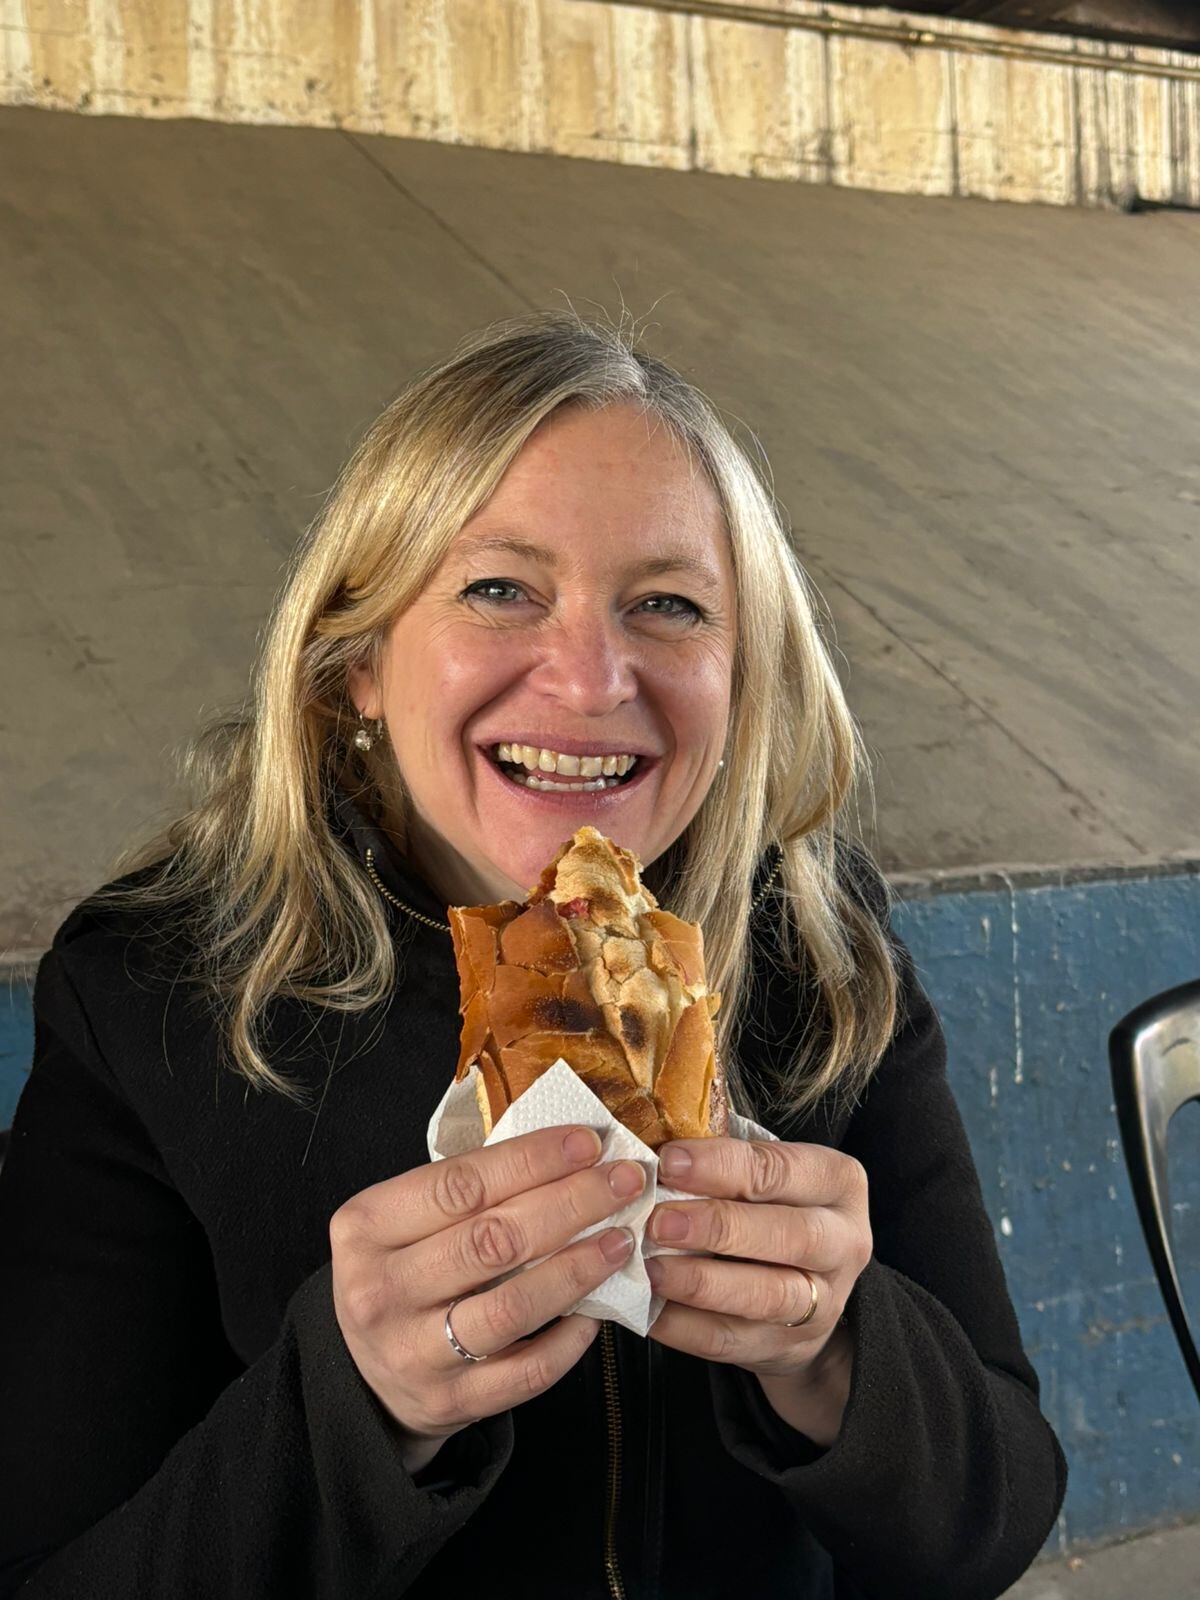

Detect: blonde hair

[93,309,900,1128]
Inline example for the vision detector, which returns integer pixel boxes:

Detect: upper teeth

[496,743,638,778]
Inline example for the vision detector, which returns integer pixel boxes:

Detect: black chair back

[1110,978,1200,1402]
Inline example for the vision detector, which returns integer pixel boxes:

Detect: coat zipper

[600,1319,627,1599]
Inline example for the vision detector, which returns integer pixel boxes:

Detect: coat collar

[327,776,453,932]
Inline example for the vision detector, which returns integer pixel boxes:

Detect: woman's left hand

[645,1137,872,1385]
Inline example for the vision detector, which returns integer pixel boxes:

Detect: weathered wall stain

[2,0,1199,210]
[1082,1312,1168,1347]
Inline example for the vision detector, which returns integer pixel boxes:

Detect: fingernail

[564,1128,602,1164]
[653,1208,689,1241]
[659,1144,693,1179]
[609,1161,646,1197]
[600,1227,636,1263]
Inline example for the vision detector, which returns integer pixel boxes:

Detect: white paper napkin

[427,1058,778,1337]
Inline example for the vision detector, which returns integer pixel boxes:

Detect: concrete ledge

[2,0,1200,209]
[1004,1518,1200,1598]
[891,856,1200,899]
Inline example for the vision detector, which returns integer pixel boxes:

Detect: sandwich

[448,826,726,1151]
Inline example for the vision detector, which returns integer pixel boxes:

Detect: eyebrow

[458,533,723,590]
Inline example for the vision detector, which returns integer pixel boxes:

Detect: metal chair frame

[1110,977,1200,1403]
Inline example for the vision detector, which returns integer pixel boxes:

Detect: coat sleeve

[0,940,513,1599]
[707,864,1067,1600]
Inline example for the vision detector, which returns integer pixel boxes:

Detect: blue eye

[463,580,526,604]
[461,580,703,620]
[638,594,702,619]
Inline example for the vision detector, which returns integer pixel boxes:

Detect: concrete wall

[4,863,1198,1550]
[5,105,1200,960]
[3,0,1200,210]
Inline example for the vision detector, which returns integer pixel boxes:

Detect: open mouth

[480,744,652,797]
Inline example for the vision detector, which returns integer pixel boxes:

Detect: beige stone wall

[2,0,1198,208]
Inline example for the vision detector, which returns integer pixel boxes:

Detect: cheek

[660,643,733,722]
[398,629,522,733]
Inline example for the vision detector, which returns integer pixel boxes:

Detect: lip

[476,736,660,759]
[477,745,659,806]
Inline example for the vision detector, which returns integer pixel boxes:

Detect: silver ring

[444,1293,490,1363]
[782,1268,819,1329]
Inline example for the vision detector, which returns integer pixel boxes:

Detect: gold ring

[783,1268,819,1328]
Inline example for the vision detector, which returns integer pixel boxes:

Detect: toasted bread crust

[449,827,724,1150]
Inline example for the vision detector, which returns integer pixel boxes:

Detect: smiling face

[348,401,738,907]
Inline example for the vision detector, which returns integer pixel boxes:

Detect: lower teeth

[501,765,624,793]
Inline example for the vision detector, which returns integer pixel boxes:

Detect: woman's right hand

[330,1125,646,1459]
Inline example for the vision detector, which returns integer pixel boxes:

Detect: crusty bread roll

[448,826,726,1151]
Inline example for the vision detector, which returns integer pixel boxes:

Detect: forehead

[451,402,731,583]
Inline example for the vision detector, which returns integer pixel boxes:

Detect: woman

[0,310,1066,1598]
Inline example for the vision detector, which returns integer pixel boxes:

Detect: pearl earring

[718,758,725,770]
[354,711,382,752]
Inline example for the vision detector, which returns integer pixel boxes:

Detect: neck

[404,810,528,907]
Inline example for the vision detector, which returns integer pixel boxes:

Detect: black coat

[0,786,1066,1599]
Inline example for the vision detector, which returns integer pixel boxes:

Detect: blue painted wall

[0,975,33,1131]
[892,870,1200,1554]
[2,867,1198,1553]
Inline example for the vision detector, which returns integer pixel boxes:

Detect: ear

[347,663,383,721]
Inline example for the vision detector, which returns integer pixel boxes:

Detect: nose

[526,604,640,718]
